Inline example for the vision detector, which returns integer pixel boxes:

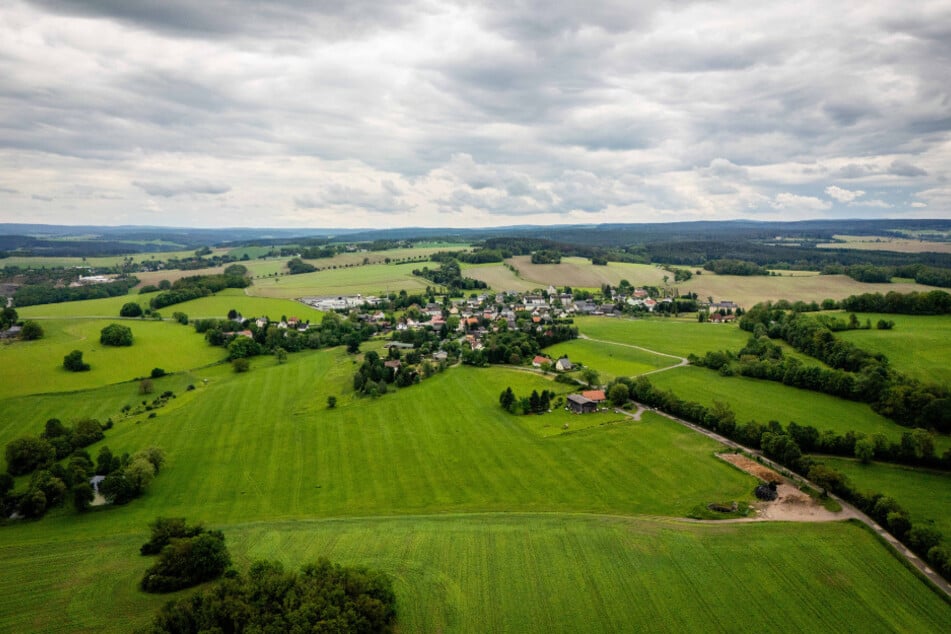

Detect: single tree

[20,320,44,340]
[120,302,143,317]
[327,395,337,409]
[63,349,91,372]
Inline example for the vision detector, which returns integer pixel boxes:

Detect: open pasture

[463,262,541,292]
[574,316,749,358]
[504,256,670,289]
[812,457,951,538]
[544,338,679,380]
[247,261,432,298]
[0,248,221,270]
[835,313,951,385]
[0,318,223,399]
[680,272,939,308]
[1,515,948,633]
[647,366,951,452]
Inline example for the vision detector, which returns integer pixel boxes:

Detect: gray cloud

[888,160,928,177]
[133,180,231,197]
[1,1,948,226]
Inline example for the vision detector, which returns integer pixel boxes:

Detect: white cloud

[772,193,832,211]
[825,185,865,203]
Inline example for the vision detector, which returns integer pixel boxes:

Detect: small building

[532,355,550,368]
[554,356,573,372]
[581,390,606,403]
[384,359,402,370]
[567,394,598,414]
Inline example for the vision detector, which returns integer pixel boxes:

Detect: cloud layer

[0,0,948,227]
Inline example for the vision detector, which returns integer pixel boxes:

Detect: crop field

[812,457,951,538]
[679,272,940,308]
[543,338,680,380]
[503,256,670,289]
[246,261,432,298]
[0,248,223,270]
[646,367,951,452]
[463,262,541,292]
[0,318,224,399]
[573,316,750,358]
[835,313,951,385]
[817,235,951,254]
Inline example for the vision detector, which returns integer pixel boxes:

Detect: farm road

[624,402,951,599]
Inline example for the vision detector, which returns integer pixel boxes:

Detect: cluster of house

[69,274,116,286]
[222,314,311,339]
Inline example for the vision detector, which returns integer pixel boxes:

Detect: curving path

[621,401,951,599]
[577,334,689,376]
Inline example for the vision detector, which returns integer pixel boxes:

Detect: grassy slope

[0,319,224,399]
[836,313,951,385]
[17,288,324,322]
[543,338,679,380]
[247,262,431,298]
[812,456,951,536]
[573,316,750,357]
[648,366,951,452]
[505,256,669,289]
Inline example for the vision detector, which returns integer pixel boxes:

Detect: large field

[812,456,951,538]
[835,313,951,385]
[647,366,951,452]
[487,256,670,290]
[2,341,949,631]
[246,261,432,298]
[572,316,750,358]
[543,338,680,380]
[817,235,951,254]
[679,272,940,308]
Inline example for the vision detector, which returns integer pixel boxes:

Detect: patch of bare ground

[716,453,853,522]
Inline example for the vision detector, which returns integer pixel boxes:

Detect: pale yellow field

[680,272,940,307]
[476,256,670,290]
[817,235,951,254]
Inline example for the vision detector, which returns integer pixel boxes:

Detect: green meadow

[812,457,951,537]
[0,319,224,399]
[647,366,951,452]
[543,338,680,380]
[247,261,432,298]
[836,313,951,385]
[572,316,750,357]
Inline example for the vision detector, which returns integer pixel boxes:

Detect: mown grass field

[1,515,948,633]
[647,366,951,452]
[0,319,224,399]
[812,456,951,537]
[17,288,324,322]
[680,272,940,308]
[543,338,679,380]
[462,262,541,292]
[247,261,432,298]
[573,316,750,358]
[817,235,951,254]
[835,313,951,385]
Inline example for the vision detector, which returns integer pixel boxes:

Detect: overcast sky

[0,0,949,228]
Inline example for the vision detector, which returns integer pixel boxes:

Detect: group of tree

[824,263,951,288]
[139,518,231,593]
[5,417,105,476]
[499,387,556,414]
[286,257,317,274]
[352,349,422,397]
[606,374,951,581]
[840,290,951,315]
[195,311,377,362]
[12,276,139,307]
[430,248,505,264]
[412,259,487,293]
[462,323,577,367]
[702,259,769,276]
[0,306,43,339]
[149,267,250,310]
[141,555,396,633]
[530,250,562,264]
[730,305,951,432]
[100,323,134,346]
[63,349,91,371]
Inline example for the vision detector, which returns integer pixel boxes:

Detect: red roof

[533,356,550,365]
[581,390,606,402]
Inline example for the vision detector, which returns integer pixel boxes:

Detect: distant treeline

[840,290,951,314]
[13,277,139,306]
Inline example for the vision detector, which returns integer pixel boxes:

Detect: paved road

[624,401,951,598]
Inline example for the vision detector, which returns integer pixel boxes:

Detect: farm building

[532,355,550,368]
[581,390,606,403]
[567,394,598,414]
[555,356,572,371]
